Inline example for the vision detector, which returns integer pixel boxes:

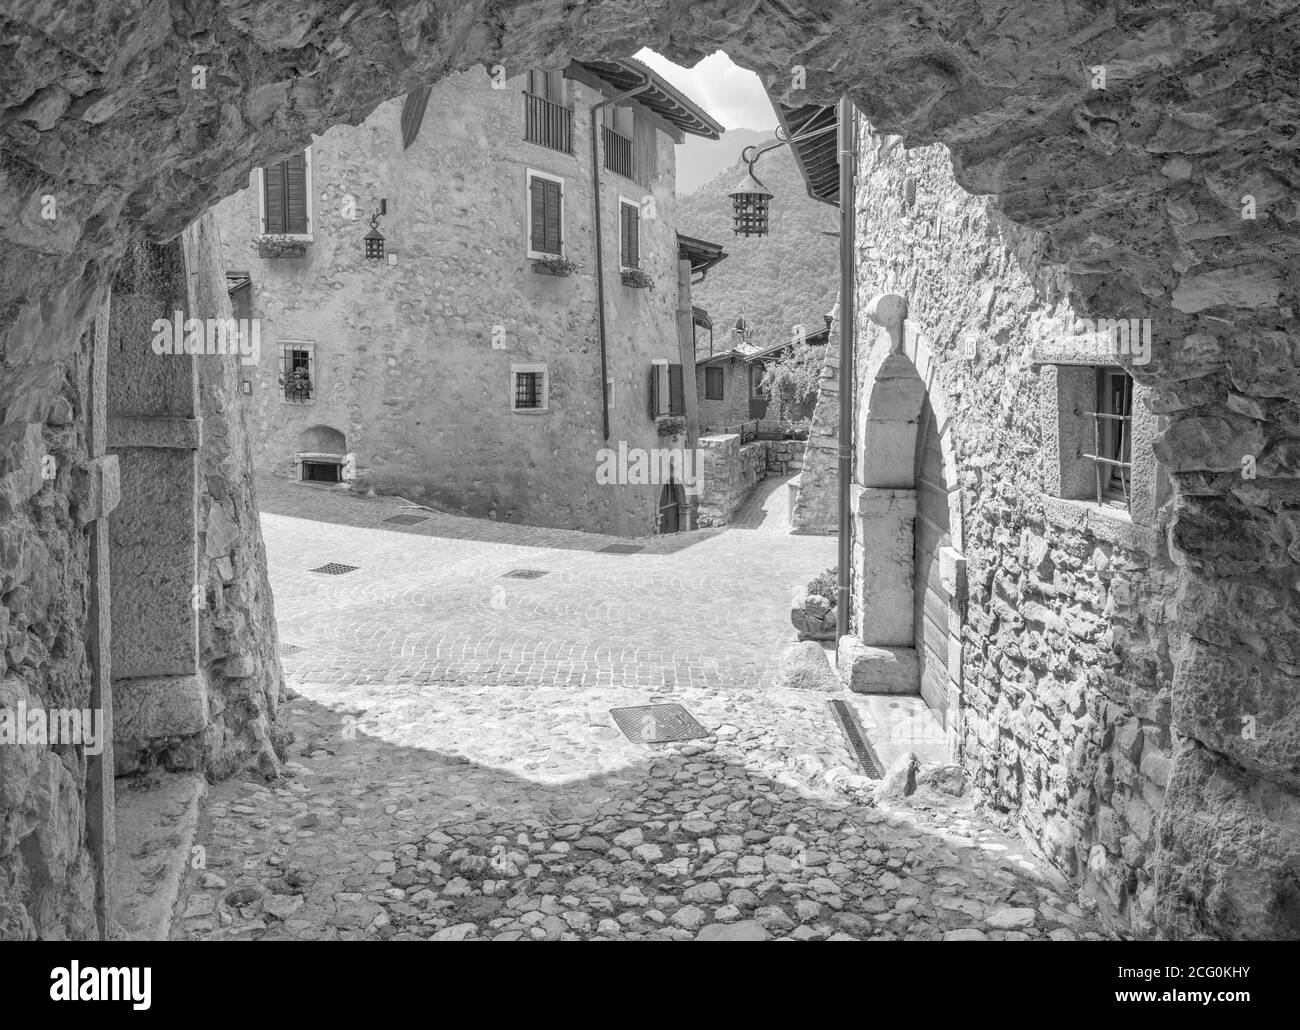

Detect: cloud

[635,48,778,131]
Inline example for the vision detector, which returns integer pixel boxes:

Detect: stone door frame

[852,324,967,760]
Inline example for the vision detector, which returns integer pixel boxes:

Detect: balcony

[524,92,573,154]
[602,125,635,179]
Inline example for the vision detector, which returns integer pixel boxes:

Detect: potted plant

[255,233,309,258]
[279,367,312,401]
[657,415,687,438]
[621,268,653,289]
[532,253,578,277]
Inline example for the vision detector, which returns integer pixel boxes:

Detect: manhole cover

[599,543,644,554]
[383,514,430,526]
[503,569,548,579]
[610,704,708,744]
[279,642,305,656]
[310,563,359,575]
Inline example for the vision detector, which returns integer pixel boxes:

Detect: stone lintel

[1041,494,1160,555]
[853,484,916,518]
[108,415,202,450]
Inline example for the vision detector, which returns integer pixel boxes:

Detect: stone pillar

[676,256,700,530]
[106,241,207,770]
[852,485,916,645]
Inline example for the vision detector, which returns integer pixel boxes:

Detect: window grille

[515,371,542,409]
[282,347,312,403]
[1080,368,1133,510]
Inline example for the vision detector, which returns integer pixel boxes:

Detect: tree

[760,340,823,421]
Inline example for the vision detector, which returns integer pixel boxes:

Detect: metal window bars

[514,371,541,409]
[524,91,573,153]
[1078,372,1133,510]
[282,349,312,403]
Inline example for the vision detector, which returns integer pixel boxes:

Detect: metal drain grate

[599,543,644,554]
[279,642,305,656]
[503,569,548,579]
[826,699,884,778]
[310,563,359,575]
[610,704,708,744]
[383,514,430,526]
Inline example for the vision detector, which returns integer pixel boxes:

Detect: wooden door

[913,396,951,727]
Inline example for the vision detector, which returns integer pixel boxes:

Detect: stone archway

[2,1,1299,941]
[852,334,965,756]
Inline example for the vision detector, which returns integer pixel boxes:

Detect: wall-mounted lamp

[365,199,387,260]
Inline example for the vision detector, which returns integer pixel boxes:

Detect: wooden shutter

[634,112,657,185]
[263,161,286,233]
[401,86,433,149]
[284,152,308,234]
[529,176,546,252]
[542,178,561,253]
[648,364,659,418]
[620,202,639,268]
[668,363,684,415]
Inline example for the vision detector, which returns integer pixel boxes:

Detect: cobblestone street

[175,477,1104,941]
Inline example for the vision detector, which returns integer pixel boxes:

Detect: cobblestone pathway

[175,476,1105,941]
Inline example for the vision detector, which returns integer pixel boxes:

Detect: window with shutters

[705,366,724,400]
[649,360,685,418]
[526,169,564,258]
[259,148,312,238]
[511,364,549,412]
[619,198,640,270]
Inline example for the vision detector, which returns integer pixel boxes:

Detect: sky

[634,48,778,132]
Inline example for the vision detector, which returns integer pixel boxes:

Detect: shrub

[807,566,837,601]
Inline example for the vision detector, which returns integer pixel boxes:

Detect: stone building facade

[833,115,1288,939]
[212,62,722,537]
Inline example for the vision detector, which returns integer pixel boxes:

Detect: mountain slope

[676,144,840,351]
[675,127,773,196]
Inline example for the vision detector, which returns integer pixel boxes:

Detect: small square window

[511,365,548,412]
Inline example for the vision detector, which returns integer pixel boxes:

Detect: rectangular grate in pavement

[383,514,430,526]
[279,642,305,656]
[610,704,708,744]
[502,569,548,579]
[310,563,359,575]
[599,543,644,554]
[826,699,884,778]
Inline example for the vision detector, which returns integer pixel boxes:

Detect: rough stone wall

[212,69,686,537]
[791,344,840,533]
[183,216,286,781]
[2,0,1299,940]
[696,435,795,526]
[0,329,101,940]
[852,118,1292,939]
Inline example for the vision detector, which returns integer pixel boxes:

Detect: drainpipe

[590,71,651,440]
[836,94,857,643]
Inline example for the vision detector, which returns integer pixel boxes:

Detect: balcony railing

[524,92,572,154]
[603,125,635,179]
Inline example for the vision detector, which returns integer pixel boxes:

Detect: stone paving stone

[172,474,1107,941]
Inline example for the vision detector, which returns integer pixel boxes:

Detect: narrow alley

[172,477,1104,941]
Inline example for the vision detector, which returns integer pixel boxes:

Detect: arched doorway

[294,424,348,483]
[658,480,684,533]
[854,342,965,750]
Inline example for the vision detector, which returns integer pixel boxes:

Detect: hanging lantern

[364,216,385,260]
[729,169,773,237]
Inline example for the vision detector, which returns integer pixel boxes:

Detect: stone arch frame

[852,325,966,759]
